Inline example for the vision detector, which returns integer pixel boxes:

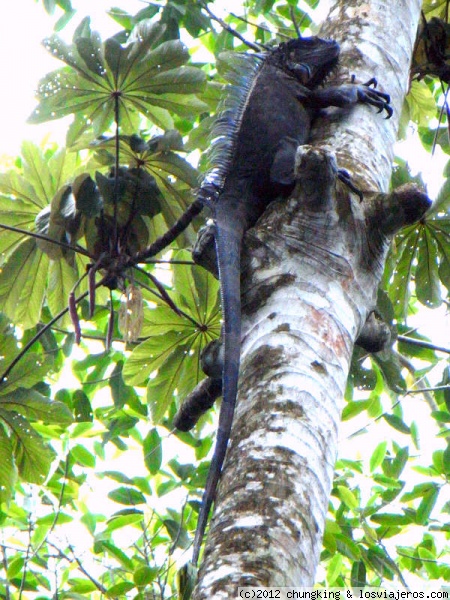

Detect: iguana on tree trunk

[173,36,393,565]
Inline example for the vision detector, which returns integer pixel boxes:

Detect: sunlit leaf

[0,410,55,484]
[416,228,441,307]
[337,485,359,512]
[370,441,387,473]
[108,486,146,506]
[146,346,186,423]
[383,413,411,434]
[407,80,438,126]
[416,484,439,524]
[0,425,16,505]
[0,239,49,328]
[0,389,73,424]
[29,20,207,143]
[418,546,440,578]
[47,259,80,322]
[143,428,162,474]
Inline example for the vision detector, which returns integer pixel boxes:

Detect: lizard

[187,35,392,566]
[134,34,393,564]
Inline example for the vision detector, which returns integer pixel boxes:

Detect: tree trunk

[193,0,424,596]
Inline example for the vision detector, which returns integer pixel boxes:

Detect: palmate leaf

[0,143,86,252]
[385,177,450,319]
[0,425,16,505]
[123,330,186,386]
[0,314,52,395]
[0,388,73,425]
[47,259,80,326]
[90,131,199,188]
[0,410,55,485]
[0,238,50,329]
[415,227,441,307]
[0,351,50,396]
[0,143,91,328]
[146,345,201,425]
[89,132,200,246]
[123,259,220,424]
[385,219,445,319]
[172,250,221,328]
[28,20,207,144]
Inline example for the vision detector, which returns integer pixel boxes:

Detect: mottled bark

[193,0,424,597]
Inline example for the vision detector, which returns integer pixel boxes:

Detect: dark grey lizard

[188,36,392,566]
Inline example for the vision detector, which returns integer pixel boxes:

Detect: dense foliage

[0,0,449,597]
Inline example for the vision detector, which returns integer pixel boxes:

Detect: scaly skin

[190,37,392,566]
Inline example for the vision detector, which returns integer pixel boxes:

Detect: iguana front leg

[304,78,393,117]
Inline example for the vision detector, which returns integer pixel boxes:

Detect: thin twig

[133,265,203,328]
[0,222,93,258]
[200,2,262,52]
[397,334,450,355]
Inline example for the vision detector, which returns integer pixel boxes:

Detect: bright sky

[0,0,144,156]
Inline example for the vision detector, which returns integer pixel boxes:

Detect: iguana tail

[192,204,244,566]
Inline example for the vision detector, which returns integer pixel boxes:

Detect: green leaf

[0,410,55,484]
[0,239,49,329]
[21,141,56,205]
[335,534,361,560]
[107,582,135,596]
[76,34,106,77]
[350,560,366,588]
[47,259,80,323]
[141,305,192,337]
[0,389,73,424]
[407,80,438,126]
[418,546,440,578]
[388,226,420,319]
[163,518,190,549]
[370,512,414,526]
[73,389,93,422]
[389,446,409,479]
[383,413,411,434]
[327,553,344,585]
[109,360,137,409]
[146,346,187,424]
[342,400,371,421]
[123,331,187,386]
[65,578,98,594]
[6,556,25,580]
[337,485,359,512]
[367,546,398,579]
[149,151,199,188]
[134,565,158,587]
[0,425,17,505]
[108,486,146,506]
[71,444,96,468]
[30,21,206,143]
[416,228,441,307]
[143,428,162,475]
[104,513,143,533]
[416,484,439,524]
[443,442,450,476]
[0,352,50,395]
[98,540,134,570]
[370,441,387,473]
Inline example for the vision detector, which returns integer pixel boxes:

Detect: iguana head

[273,37,340,89]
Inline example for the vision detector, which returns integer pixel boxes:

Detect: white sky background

[0,0,145,156]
